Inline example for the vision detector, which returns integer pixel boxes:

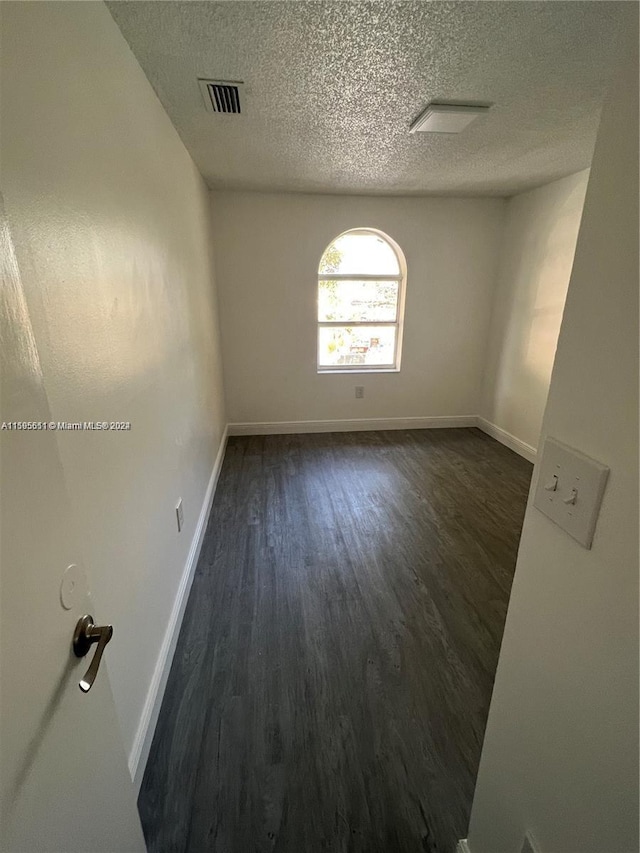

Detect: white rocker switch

[533,437,609,549]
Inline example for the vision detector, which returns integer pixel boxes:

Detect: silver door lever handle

[72,614,113,693]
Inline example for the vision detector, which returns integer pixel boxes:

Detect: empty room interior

[1,2,638,853]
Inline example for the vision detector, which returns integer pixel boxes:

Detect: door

[0,210,146,852]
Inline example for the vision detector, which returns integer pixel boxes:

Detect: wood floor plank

[138,428,532,853]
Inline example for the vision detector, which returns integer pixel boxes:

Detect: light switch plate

[533,437,609,549]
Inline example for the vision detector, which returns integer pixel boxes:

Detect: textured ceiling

[107,1,632,196]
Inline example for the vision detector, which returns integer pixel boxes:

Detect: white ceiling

[107,1,632,197]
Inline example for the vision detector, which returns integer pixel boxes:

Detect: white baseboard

[129,426,228,792]
[228,415,477,436]
[228,416,537,465]
[476,417,537,463]
[456,840,471,853]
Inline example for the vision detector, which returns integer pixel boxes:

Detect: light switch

[533,437,609,549]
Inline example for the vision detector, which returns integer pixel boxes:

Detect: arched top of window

[318,229,401,277]
[317,228,406,372]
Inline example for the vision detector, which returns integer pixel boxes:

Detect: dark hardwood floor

[138,428,532,853]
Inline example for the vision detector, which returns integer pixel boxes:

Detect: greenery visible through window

[317,229,406,371]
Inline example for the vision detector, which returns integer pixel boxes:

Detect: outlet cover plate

[533,437,608,549]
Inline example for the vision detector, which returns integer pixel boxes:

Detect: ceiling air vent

[409,103,490,134]
[198,79,244,114]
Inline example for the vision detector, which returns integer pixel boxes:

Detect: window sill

[317,368,401,375]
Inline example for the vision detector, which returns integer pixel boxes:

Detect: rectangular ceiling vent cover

[410,103,490,134]
[198,79,244,114]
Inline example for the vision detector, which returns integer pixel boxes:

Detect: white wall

[467,37,638,853]
[211,191,505,426]
[481,171,589,456]
[1,1,226,769]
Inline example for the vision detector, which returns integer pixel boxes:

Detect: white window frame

[317,228,407,374]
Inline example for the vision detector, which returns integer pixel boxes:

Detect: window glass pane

[318,325,397,368]
[318,280,398,322]
[319,232,400,276]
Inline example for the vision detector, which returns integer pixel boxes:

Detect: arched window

[317,229,406,372]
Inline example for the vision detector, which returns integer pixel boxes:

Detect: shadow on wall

[484,170,590,450]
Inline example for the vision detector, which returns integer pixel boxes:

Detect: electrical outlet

[176,498,184,532]
[355,386,364,399]
[521,831,541,853]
